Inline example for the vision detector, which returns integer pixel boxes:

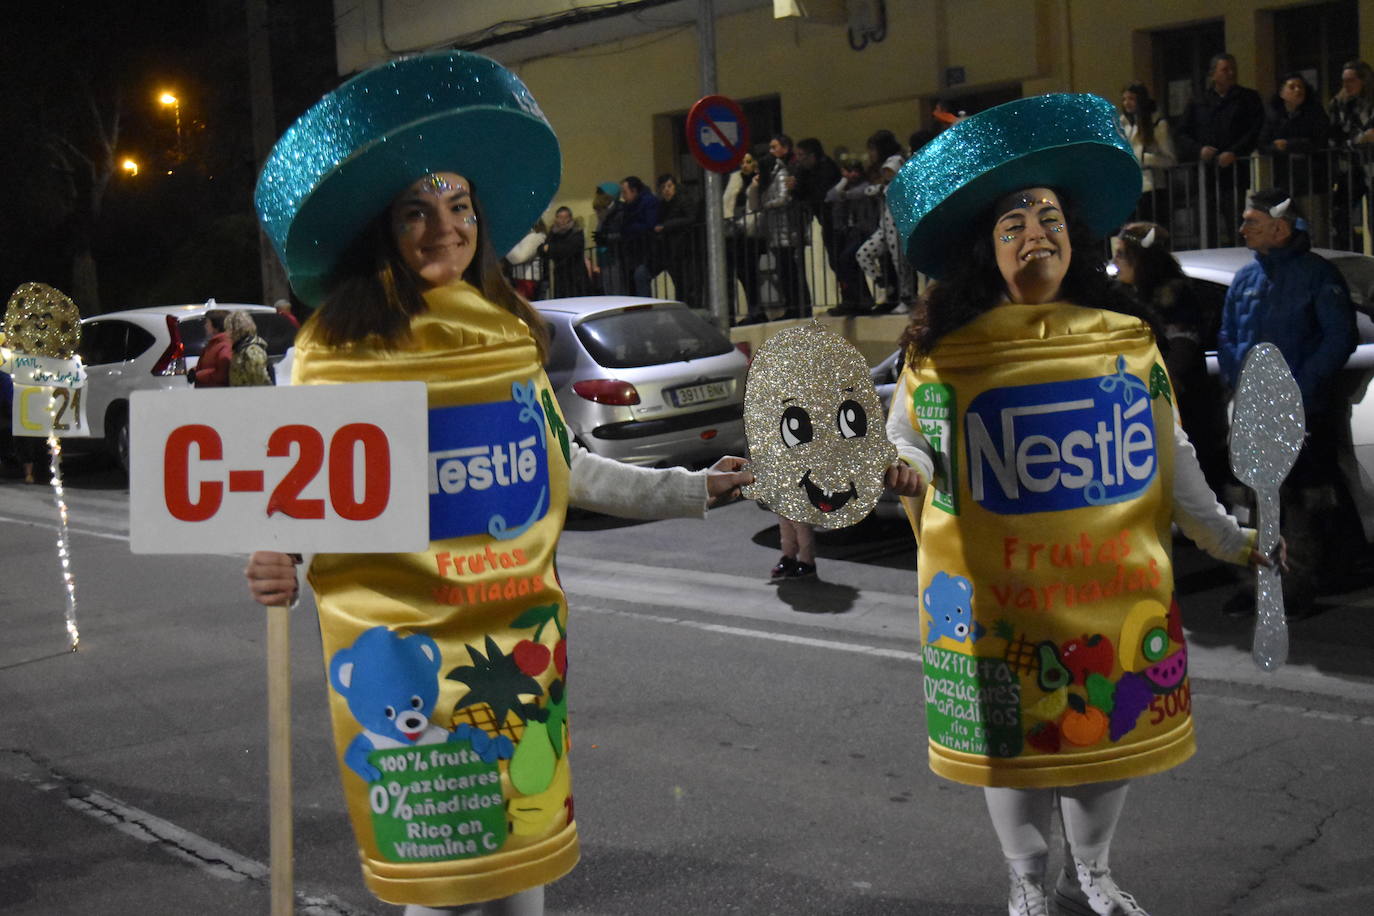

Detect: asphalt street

[1,454,1373,915]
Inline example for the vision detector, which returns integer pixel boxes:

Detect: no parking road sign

[686,95,750,174]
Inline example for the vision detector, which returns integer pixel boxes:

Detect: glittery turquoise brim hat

[254,50,561,306]
[888,94,1139,278]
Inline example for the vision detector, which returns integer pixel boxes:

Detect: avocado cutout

[1036,641,1072,691]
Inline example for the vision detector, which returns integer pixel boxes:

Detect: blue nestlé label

[964,369,1157,515]
[428,398,549,541]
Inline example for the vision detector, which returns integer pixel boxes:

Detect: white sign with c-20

[130,382,429,554]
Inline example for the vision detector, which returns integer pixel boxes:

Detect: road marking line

[5,752,362,913]
[579,603,919,661]
[0,512,129,542]
[578,604,1374,726]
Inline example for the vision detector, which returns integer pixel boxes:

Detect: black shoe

[783,560,817,580]
[770,556,798,580]
[1222,592,1255,619]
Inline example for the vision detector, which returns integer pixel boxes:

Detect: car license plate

[670,381,729,407]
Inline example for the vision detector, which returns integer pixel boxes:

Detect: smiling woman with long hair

[883,93,1270,916]
[243,50,751,916]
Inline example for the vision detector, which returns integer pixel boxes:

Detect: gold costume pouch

[296,282,576,906]
[903,303,1192,789]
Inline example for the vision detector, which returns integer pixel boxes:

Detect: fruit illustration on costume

[554,639,567,677]
[1036,641,1072,691]
[1118,599,1170,671]
[509,717,557,795]
[1149,363,1172,403]
[1167,596,1185,642]
[1061,634,1115,684]
[1140,627,1170,663]
[1028,687,1069,720]
[1085,672,1115,714]
[1143,644,1188,694]
[1061,694,1108,747]
[513,639,552,676]
[998,620,1037,678]
[447,635,544,732]
[1109,671,1153,741]
[508,755,571,837]
[1027,721,1061,754]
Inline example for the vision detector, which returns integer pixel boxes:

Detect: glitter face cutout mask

[3,283,82,359]
[741,323,896,529]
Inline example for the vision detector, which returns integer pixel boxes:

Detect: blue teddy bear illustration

[923,571,984,645]
[329,626,511,782]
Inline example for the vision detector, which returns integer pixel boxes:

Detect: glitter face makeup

[991,186,1071,304]
[390,171,479,288]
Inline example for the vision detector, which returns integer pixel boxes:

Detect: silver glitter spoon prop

[1228,343,1305,671]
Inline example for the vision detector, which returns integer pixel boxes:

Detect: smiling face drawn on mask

[2,283,82,359]
[741,323,896,529]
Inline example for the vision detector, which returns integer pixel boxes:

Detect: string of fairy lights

[46,426,80,652]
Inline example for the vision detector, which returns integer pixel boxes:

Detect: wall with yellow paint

[331,0,1374,230]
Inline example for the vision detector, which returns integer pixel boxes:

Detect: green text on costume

[923,645,1022,757]
[368,742,507,862]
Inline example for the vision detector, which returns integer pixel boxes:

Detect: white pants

[983,780,1130,878]
[403,885,544,916]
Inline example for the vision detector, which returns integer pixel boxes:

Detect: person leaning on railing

[723,153,767,324]
[1173,53,1265,247]
[1118,82,1176,224]
[1326,59,1374,246]
[1258,72,1331,247]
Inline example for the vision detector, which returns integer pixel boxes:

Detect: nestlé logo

[428,399,549,541]
[965,370,1157,515]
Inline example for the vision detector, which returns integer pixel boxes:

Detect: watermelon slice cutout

[1143,643,1187,694]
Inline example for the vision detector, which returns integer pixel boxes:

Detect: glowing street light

[158,90,182,158]
[121,158,139,176]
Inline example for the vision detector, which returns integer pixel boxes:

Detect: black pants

[726,236,762,319]
[772,245,811,318]
[1230,411,1365,605]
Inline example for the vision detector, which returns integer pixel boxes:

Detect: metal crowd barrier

[1134,148,1373,254]
[532,154,1373,319]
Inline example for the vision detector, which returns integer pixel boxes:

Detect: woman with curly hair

[884,94,1272,916]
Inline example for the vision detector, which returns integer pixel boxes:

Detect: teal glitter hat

[254,50,561,306]
[888,94,1139,278]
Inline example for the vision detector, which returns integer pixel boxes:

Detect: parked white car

[76,302,296,470]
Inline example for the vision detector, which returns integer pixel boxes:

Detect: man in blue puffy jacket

[1219,188,1361,616]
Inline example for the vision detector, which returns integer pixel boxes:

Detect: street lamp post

[159,91,182,160]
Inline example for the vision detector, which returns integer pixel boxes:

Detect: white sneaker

[1007,866,1049,916]
[1054,858,1150,915]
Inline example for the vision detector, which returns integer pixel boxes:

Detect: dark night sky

[0,0,338,311]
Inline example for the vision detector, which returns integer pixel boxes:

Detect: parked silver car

[535,297,748,467]
[871,248,1374,534]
